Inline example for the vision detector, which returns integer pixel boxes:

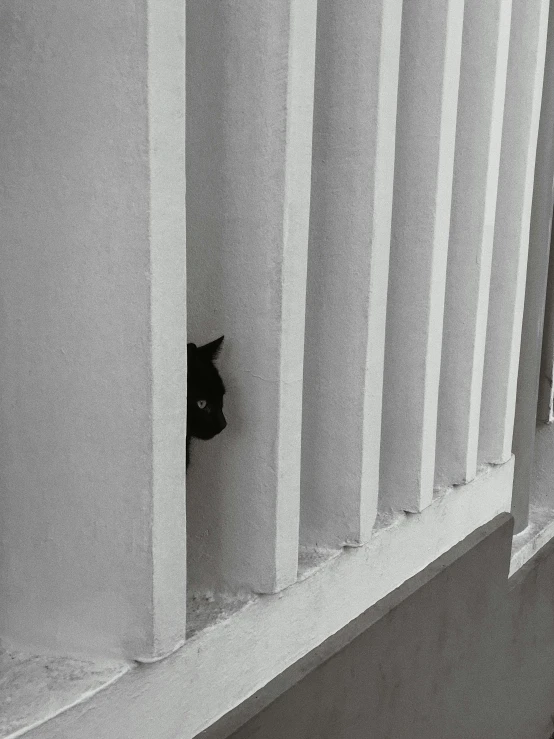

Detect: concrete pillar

[435,0,512,488]
[380,0,464,513]
[512,2,554,534]
[299,0,402,550]
[186,0,316,593]
[0,0,187,660]
[479,0,550,467]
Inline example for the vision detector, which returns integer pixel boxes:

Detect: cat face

[187,336,227,441]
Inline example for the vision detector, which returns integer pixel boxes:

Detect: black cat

[186,336,227,468]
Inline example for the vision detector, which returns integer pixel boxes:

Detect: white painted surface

[147,0,188,661]
[511,421,554,572]
[0,0,187,659]
[512,0,554,534]
[2,1,553,735]
[479,0,550,465]
[227,516,554,739]
[510,505,554,575]
[7,461,514,739]
[0,648,128,739]
[538,26,554,427]
[381,0,464,512]
[436,0,512,487]
[186,0,316,593]
[299,0,401,549]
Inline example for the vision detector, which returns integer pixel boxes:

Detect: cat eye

[197,399,207,410]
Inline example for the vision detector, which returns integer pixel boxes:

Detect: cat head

[187,336,227,441]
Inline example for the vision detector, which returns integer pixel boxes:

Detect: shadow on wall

[221,520,554,739]
[185,0,233,594]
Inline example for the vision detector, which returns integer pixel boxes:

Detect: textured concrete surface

[436,0,511,488]
[0,648,127,739]
[381,0,464,512]
[0,0,187,659]
[186,0,316,594]
[222,517,554,739]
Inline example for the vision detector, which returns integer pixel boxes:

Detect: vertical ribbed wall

[300,0,402,551]
[185,0,552,601]
[1,0,551,664]
[435,0,512,488]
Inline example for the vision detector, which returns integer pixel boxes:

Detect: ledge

[0,648,128,739]
[2,458,514,739]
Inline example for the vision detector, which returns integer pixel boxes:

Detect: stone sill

[2,459,514,739]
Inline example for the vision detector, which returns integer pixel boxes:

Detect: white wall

[1,0,553,735]
[380,0,464,512]
[479,0,550,468]
[186,0,316,594]
[436,0,512,488]
[222,517,554,739]
[0,0,187,660]
[512,0,554,531]
[0,0,550,690]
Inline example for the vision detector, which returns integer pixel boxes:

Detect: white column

[186,0,316,593]
[0,0,187,660]
[512,3,554,533]
[149,0,188,658]
[299,0,402,550]
[380,0,464,513]
[435,0,512,488]
[479,0,550,466]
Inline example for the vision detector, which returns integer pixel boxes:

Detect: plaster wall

[436,0,512,488]
[0,0,187,659]
[479,0,550,466]
[185,0,316,593]
[221,517,554,739]
[380,0,463,513]
[299,0,400,550]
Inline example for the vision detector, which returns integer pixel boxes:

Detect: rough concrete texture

[380,0,464,513]
[186,0,316,594]
[222,518,554,739]
[0,648,127,738]
[511,0,554,532]
[479,0,550,467]
[0,0,187,660]
[0,0,152,659]
[300,0,401,550]
[436,0,511,488]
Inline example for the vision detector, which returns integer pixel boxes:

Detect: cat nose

[219,412,227,431]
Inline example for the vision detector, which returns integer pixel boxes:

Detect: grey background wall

[215,518,554,739]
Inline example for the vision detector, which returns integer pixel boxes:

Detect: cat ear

[200,335,224,361]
